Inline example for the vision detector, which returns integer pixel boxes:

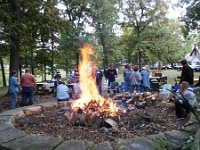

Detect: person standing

[54,71,62,89]
[124,64,132,92]
[103,66,109,84]
[8,71,19,109]
[107,64,118,87]
[140,65,150,92]
[96,68,103,95]
[20,68,36,106]
[130,65,142,92]
[180,59,194,85]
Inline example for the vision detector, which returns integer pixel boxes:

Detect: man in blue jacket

[8,71,19,109]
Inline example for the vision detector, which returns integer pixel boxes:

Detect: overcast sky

[167,0,186,19]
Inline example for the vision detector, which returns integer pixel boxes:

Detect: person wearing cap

[8,71,19,109]
[180,59,194,85]
[20,68,36,106]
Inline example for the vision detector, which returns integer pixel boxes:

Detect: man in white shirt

[56,81,71,101]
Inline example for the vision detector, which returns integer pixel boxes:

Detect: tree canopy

[0,0,198,86]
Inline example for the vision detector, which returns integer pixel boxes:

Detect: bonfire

[65,44,120,127]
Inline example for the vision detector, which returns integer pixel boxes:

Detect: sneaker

[176,117,185,121]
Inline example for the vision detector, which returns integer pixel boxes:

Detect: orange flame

[71,44,119,116]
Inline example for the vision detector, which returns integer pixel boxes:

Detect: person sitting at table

[56,81,71,101]
[175,81,198,120]
[72,77,82,99]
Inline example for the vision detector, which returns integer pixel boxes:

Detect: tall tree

[178,0,200,34]
[61,0,90,69]
[88,0,118,68]
[122,0,168,68]
[9,0,20,75]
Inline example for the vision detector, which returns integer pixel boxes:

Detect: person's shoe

[176,117,185,121]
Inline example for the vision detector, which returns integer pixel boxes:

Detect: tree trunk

[65,58,68,79]
[51,61,54,79]
[136,30,142,69]
[138,50,142,69]
[127,50,131,63]
[51,32,55,79]
[44,62,46,81]
[100,33,108,69]
[0,56,7,86]
[30,50,34,75]
[9,0,20,76]
[19,62,22,78]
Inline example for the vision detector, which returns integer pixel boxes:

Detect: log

[104,118,118,128]
[64,110,74,121]
[135,101,146,109]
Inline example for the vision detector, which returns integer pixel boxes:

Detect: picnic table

[36,82,54,94]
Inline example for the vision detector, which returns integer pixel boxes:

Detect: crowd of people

[9,68,36,109]
[123,64,150,93]
[7,59,199,122]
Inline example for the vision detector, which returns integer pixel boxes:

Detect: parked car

[190,65,200,72]
[196,66,200,72]
[174,65,182,71]
[161,65,173,70]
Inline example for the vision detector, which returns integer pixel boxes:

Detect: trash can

[150,82,160,92]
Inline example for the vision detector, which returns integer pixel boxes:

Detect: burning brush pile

[64,44,120,128]
[59,44,172,129]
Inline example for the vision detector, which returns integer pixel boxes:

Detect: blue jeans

[97,83,102,95]
[10,92,18,109]
[132,85,140,92]
[125,83,132,92]
[108,80,114,87]
[22,87,34,106]
[140,86,149,92]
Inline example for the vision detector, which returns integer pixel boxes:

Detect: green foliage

[1,0,198,79]
[119,4,189,65]
[179,0,200,33]
[181,136,196,150]
[153,139,170,150]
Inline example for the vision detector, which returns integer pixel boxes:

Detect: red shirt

[20,73,36,87]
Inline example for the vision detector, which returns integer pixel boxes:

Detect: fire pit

[14,101,188,144]
[1,44,197,150]
[15,45,187,145]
